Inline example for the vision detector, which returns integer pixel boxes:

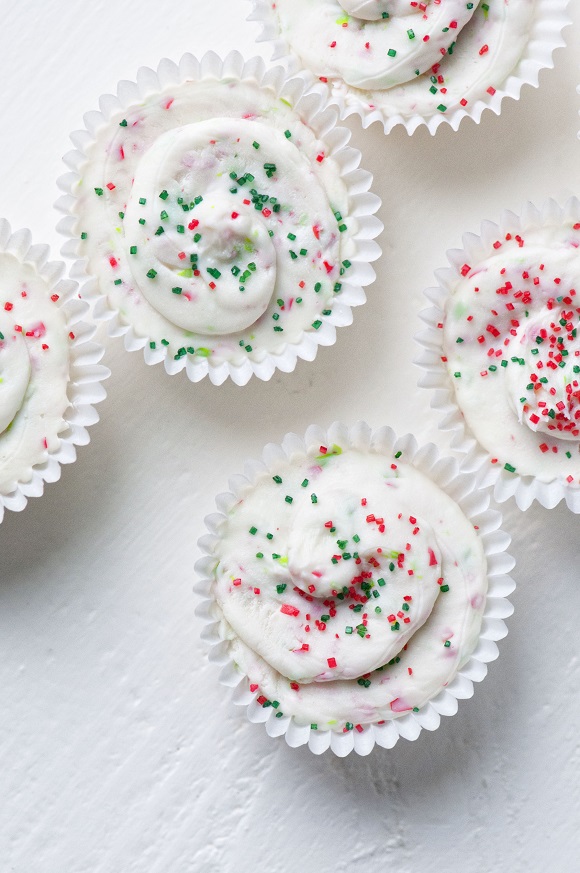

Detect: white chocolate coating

[444,224,580,482]
[269,0,534,122]
[74,78,357,366]
[0,318,31,435]
[273,0,477,91]
[213,446,487,730]
[0,253,71,494]
[340,0,391,22]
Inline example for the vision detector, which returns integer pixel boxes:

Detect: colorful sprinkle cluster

[271,0,534,122]
[76,79,357,366]
[0,256,71,495]
[213,443,487,731]
[444,220,580,483]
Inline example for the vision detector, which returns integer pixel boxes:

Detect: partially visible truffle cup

[56,52,382,386]
[195,421,514,757]
[0,219,109,524]
[248,0,570,135]
[416,197,580,512]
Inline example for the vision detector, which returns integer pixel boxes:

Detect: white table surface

[1,2,580,870]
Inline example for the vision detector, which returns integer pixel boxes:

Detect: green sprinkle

[444,640,451,648]
[114,278,122,286]
[437,104,447,113]
[146,268,157,279]
[159,190,169,200]
[172,287,182,295]
[377,578,386,587]
[345,627,353,635]
[207,267,221,280]
[276,584,287,594]
[312,320,322,330]
[311,494,317,504]
[252,141,260,149]
[129,246,137,255]
[193,233,201,243]
[387,48,397,57]
[139,197,147,205]
[440,584,450,593]
[504,463,516,473]
[284,130,292,138]
[155,226,165,236]
[256,553,264,559]
[249,526,258,535]
[161,339,169,346]
[119,119,128,127]
[94,188,104,196]
[301,479,309,487]
[149,341,156,349]
[80,231,88,240]
[273,476,282,484]
[285,496,293,504]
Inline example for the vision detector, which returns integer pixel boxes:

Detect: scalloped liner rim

[0,219,109,523]
[247,0,572,136]
[55,51,383,386]
[415,196,580,513]
[195,421,515,756]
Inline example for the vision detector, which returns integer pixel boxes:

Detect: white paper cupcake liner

[416,196,580,513]
[55,52,382,386]
[194,421,515,757]
[248,0,570,135]
[0,219,109,524]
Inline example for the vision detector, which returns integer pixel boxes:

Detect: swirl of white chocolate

[76,77,358,365]
[123,118,330,335]
[273,0,478,91]
[213,446,487,729]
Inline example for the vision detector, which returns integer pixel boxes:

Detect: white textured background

[1,1,580,870]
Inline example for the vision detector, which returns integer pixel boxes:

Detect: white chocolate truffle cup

[416,197,580,512]
[0,220,109,523]
[195,421,514,757]
[56,52,382,386]
[248,0,570,135]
